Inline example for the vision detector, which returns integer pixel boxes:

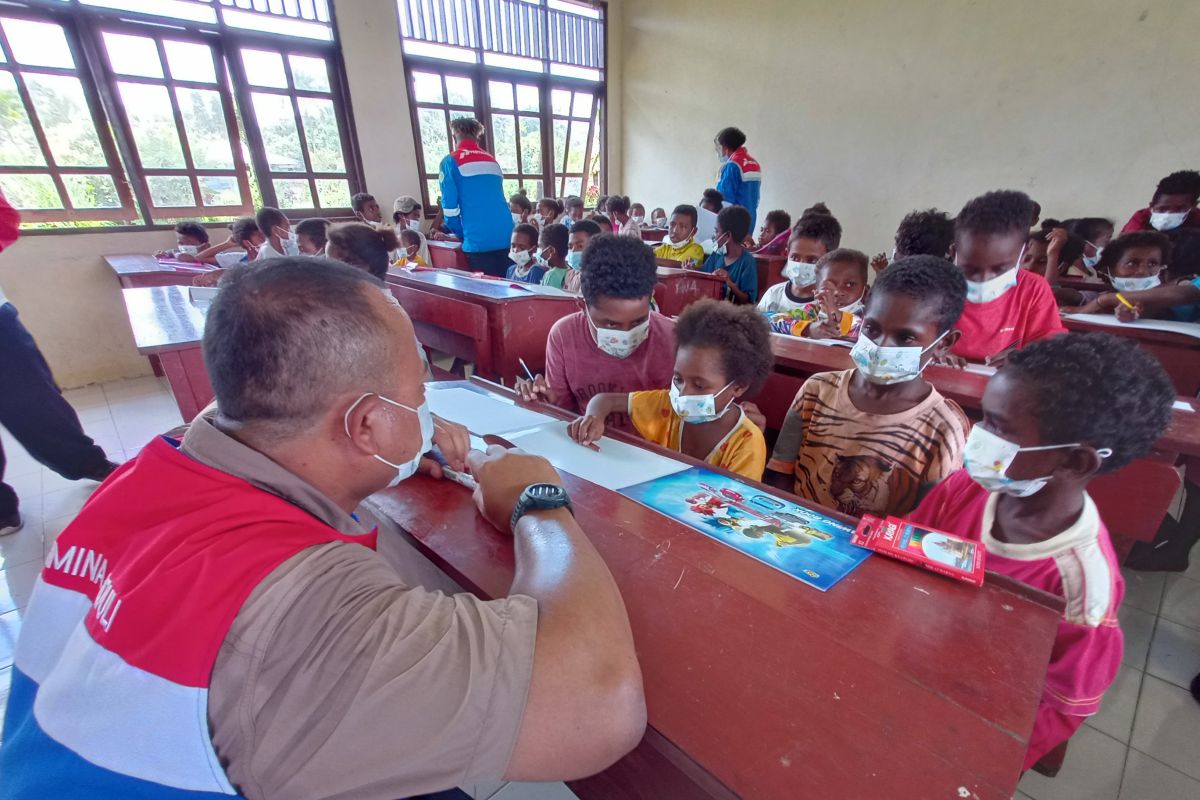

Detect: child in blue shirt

[506,223,546,283]
[697,205,758,304]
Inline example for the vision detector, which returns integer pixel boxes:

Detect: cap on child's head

[870,255,967,333]
[1004,332,1174,473]
[674,298,774,395]
[955,191,1036,239]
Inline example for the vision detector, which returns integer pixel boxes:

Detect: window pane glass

[516,84,539,113]
[521,179,542,199]
[176,88,233,169]
[445,75,473,106]
[490,113,516,173]
[552,119,567,172]
[586,108,602,203]
[2,18,73,69]
[119,82,185,168]
[315,178,349,208]
[502,178,520,199]
[288,54,329,92]
[164,40,216,83]
[551,88,571,116]
[563,177,582,197]
[251,92,305,171]
[273,178,313,209]
[518,116,540,175]
[571,92,592,118]
[241,49,288,88]
[146,175,194,207]
[63,174,120,208]
[3,173,62,208]
[102,32,163,78]
[566,121,588,172]
[198,175,241,206]
[425,178,441,206]
[417,107,447,174]
[488,80,513,111]
[297,97,344,172]
[26,74,107,167]
[412,71,443,104]
[0,72,45,166]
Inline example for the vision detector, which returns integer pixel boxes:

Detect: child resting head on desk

[569,298,773,481]
[757,204,843,311]
[906,332,1174,772]
[763,248,868,340]
[765,256,969,517]
[155,221,211,262]
[947,190,1065,366]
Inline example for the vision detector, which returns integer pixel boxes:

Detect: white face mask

[406,218,421,232]
[1110,273,1162,292]
[511,212,523,225]
[782,259,817,288]
[669,380,735,424]
[850,330,947,385]
[1082,244,1103,270]
[964,425,1111,498]
[838,297,866,316]
[632,215,645,224]
[176,244,199,255]
[343,392,434,487]
[961,244,1024,304]
[1150,210,1189,231]
[534,248,551,268]
[279,233,299,257]
[670,229,695,248]
[588,313,650,359]
[712,233,729,256]
[510,248,532,268]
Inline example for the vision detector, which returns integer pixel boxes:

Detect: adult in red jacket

[0,187,116,536]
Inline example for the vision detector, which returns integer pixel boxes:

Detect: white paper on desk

[771,332,853,349]
[1172,400,1196,412]
[962,363,998,377]
[506,420,689,490]
[510,282,574,297]
[1063,313,1200,340]
[426,387,554,435]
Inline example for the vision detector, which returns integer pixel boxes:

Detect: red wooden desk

[640,227,667,243]
[371,379,1062,800]
[654,267,724,316]
[754,252,787,297]
[384,270,580,384]
[1051,276,1106,293]
[119,286,212,422]
[427,240,470,269]
[104,253,217,289]
[1062,315,1200,396]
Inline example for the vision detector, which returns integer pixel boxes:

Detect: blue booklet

[618,466,871,591]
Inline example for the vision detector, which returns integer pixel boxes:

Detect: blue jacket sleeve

[439,156,464,239]
[715,161,740,206]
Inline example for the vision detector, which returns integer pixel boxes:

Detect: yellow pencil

[1115,293,1136,310]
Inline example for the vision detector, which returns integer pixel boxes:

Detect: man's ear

[342,394,384,456]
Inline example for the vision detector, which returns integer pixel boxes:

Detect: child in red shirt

[949,190,1065,363]
[908,332,1174,771]
[1120,169,1200,234]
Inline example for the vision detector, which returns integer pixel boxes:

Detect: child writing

[753,209,792,255]
[516,233,675,432]
[536,223,572,289]
[757,205,842,312]
[155,221,210,262]
[765,256,969,517]
[654,204,706,267]
[254,207,297,261]
[294,218,329,255]
[1054,232,1169,311]
[1120,169,1200,234]
[907,332,1174,771]
[562,218,601,293]
[697,205,758,304]
[568,298,773,481]
[506,223,544,283]
[763,248,868,340]
[949,190,1065,364]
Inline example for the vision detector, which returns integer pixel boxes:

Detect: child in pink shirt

[908,332,1175,771]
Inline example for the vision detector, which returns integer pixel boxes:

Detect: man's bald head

[204,258,410,436]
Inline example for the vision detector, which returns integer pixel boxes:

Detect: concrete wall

[615,0,1200,252]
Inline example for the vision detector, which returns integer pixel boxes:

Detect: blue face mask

[566,250,583,269]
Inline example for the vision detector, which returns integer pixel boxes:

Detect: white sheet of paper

[962,363,998,377]
[426,387,554,435]
[1172,400,1196,412]
[1063,313,1200,341]
[506,420,689,490]
[511,282,574,297]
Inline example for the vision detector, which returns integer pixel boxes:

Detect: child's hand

[192,269,225,288]
[567,414,605,446]
[713,268,732,285]
[1046,227,1067,257]
[515,373,552,404]
[870,253,889,274]
[930,351,967,370]
[681,258,697,269]
[1115,301,1143,323]
[1061,292,1117,316]
[431,414,470,471]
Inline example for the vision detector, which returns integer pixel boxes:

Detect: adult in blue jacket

[714,127,763,232]
[439,118,514,277]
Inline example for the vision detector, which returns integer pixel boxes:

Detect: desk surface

[104,253,211,276]
[389,268,575,302]
[121,285,206,353]
[373,379,1062,800]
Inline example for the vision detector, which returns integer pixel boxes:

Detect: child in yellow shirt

[654,204,707,267]
[394,229,428,267]
[568,298,773,480]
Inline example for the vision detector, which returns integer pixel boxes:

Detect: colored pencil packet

[852,514,986,587]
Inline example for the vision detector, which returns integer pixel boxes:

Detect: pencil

[518,357,536,382]
[1115,293,1136,310]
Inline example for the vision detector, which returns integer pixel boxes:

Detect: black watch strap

[510,483,573,532]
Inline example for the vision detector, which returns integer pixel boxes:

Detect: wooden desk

[1062,316,1200,396]
[654,267,724,316]
[1052,276,1106,293]
[640,227,667,243]
[120,286,212,422]
[427,239,470,270]
[104,254,216,289]
[754,252,787,298]
[371,379,1062,800]
[384,270,580,384]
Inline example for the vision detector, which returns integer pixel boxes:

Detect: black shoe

[0,513,22,537]
[81,460,121,483]
[1191,672,1200,706]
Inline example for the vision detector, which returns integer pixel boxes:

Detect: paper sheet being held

[506,420,688,490]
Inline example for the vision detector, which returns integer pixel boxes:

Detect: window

[399,0,605,209]
[0,0,361,229]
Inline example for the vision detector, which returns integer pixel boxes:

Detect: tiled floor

[2,377,1199,800]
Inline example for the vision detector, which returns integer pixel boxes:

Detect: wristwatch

[510,483,573,532]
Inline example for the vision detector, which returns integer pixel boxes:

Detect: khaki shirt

[182,416,538,799]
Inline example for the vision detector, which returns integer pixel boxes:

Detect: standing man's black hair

[715,127,747,151]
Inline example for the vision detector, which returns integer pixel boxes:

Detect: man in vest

[714,127,763,232]
[439,117,515,277]
[0,258,646,799]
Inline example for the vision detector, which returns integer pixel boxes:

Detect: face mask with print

[588,313,650,359]
[1150,210,1188,231]
[963,425,1111,498]
[1082,244,1103,271]
[176,244,199,256]
[669,380,735,424]
[510,248,532,268]
[343,392,434,487]
[1109,272,1162,292]
[850,330,947,385]
[961,243,1024,304]
[839,297,866,317]
[782,259,817,288]
[566,250,583,270]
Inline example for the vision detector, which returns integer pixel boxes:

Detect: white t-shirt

[757,281,812,313]
[255,241,284,261]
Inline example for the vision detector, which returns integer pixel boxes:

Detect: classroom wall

[615,0,1200,252]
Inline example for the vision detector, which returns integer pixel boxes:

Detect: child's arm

[803,290,849,340]
[567,392,629,446]
[763,405,805,490]
[1065,281,1200,319]
[1044,227,1067,278]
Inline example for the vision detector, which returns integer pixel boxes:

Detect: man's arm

[439,157,464,239]
[715,162,738,205]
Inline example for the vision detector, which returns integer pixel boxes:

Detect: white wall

[616,0,1200,252]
